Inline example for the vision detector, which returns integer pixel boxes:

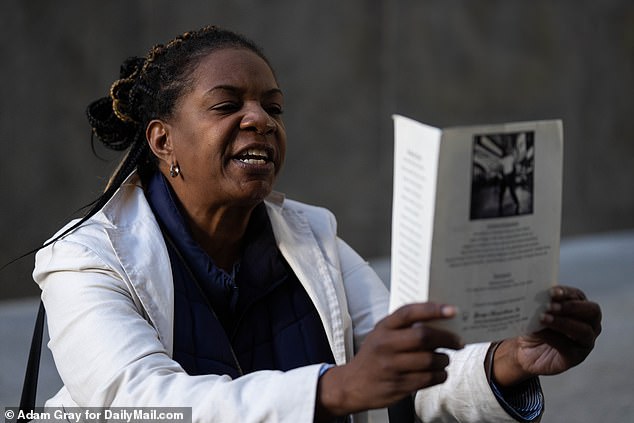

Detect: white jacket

[34,173,518,422]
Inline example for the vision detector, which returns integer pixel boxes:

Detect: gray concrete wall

[1,0,633,299]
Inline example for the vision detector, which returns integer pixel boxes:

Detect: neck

[184,203,257,272]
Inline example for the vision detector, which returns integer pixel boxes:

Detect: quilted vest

[144,172,335,377]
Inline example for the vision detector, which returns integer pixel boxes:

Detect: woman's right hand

[315,303,464,420]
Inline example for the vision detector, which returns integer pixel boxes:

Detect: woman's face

[161,48,286,211]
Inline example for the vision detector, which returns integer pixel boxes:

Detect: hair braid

[2,26,273,269]
[45,26,269,245]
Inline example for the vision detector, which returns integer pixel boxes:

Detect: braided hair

[58,26,270,247]
[0,26,270,270]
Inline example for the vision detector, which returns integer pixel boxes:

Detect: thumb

[380,303,457,330]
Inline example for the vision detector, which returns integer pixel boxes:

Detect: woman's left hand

[492,285,602,387]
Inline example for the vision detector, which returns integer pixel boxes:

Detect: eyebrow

[204,85,284,97]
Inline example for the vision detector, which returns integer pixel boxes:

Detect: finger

[387,351,450,374]
[381,303,457,330]
[390,324,463,351]
[385,368,450,394]
[540,313,598,348]
[546,300,602,334]
[550,285,587,301]
[403,368,450,391]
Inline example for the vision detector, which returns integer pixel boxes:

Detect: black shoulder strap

[18,300,46,421]
[388,394,416,423]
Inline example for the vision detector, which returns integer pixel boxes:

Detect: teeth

[239,158,267,165]
[245,148,269,159]
[237,148,270,164]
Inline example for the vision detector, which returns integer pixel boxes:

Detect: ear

[146,119,174,165]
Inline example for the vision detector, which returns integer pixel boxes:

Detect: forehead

[189,48,279,92]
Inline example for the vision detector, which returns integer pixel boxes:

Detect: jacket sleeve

[34,238,323,423]
[336,238,390,351]
[414,343,528,422]
[335,238,524,422]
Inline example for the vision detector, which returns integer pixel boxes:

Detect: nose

[240,102,277,135]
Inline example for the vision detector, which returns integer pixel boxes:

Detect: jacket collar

[100,172,176,354]
[96,172,346,363]
[264,201,348,365]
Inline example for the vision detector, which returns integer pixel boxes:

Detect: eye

[211,102,241,113]
[265,103,284,116]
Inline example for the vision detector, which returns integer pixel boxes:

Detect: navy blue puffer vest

[144,172,335,377]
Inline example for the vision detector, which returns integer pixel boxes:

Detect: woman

[34,26,602,422]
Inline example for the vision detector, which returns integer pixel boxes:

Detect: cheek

[276,142,287,174]
[277,128,287,160]
[181,130,230,166]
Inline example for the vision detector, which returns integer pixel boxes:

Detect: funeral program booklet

[388,115,563,344]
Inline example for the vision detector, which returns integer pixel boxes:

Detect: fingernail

[550,287,564,297]
[441,305,457,317]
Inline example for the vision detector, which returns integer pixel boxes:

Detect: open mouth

[235,148,273,165]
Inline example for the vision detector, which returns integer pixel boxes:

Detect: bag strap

[18,300,46,420]
[388,394,416,423]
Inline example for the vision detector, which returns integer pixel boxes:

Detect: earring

[169,163,180,178]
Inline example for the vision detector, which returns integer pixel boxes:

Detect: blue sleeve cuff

[486,342,544,422]
[318,363,335,377]
[491,376,544,422]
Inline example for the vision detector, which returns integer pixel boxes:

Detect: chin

[237,182,274,204]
